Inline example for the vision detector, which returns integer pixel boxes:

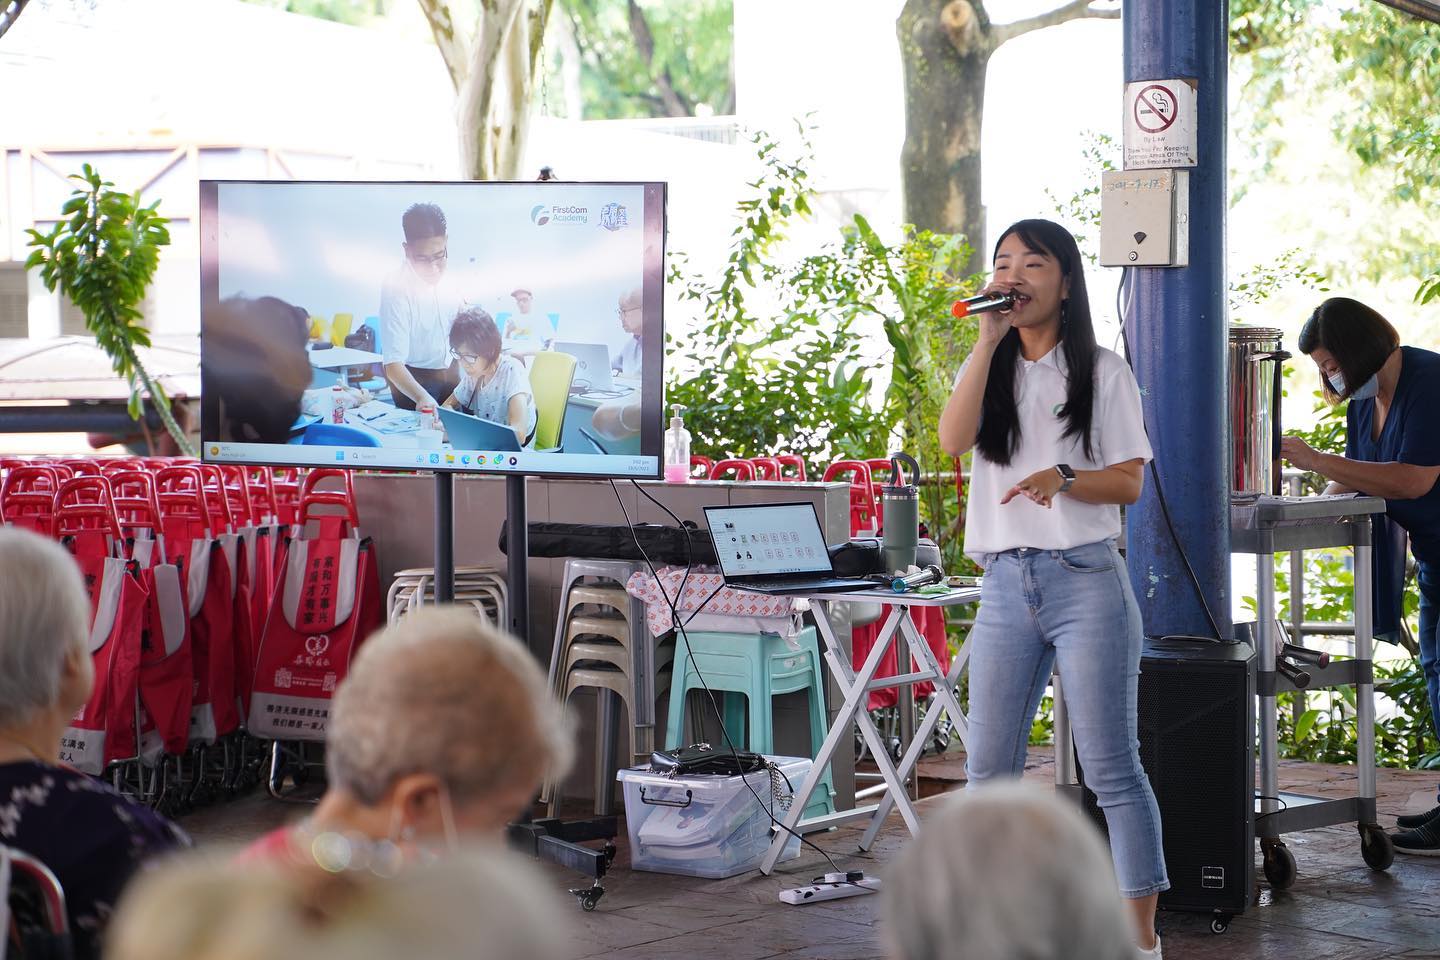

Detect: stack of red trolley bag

[0,457,382,813]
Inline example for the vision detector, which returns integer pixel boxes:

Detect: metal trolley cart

[1232,494,1395,889]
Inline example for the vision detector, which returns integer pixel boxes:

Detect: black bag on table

[498,520,718,566]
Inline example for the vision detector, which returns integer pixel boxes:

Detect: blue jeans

[1417,561,1440,802]
[968,540,1170,898]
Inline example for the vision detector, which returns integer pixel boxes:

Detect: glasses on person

[450,348,481,365]
[410,248,448,267]
[616,305,642,319]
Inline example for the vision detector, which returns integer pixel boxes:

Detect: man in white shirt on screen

[610,286,643,379]
[380,202,465,411]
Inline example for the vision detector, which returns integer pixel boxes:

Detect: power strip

[779,873,881,905]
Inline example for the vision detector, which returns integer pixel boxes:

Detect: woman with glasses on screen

[938,219,1167,958]
[441,308,537,447]
[380,202,466,411]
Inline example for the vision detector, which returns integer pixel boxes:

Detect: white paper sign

[1123,79,1198,170]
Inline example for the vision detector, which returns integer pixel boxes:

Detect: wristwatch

[1054,463,1077,494]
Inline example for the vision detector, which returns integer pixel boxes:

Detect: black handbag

[648,743,768,777]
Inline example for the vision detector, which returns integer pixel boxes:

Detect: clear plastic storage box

[616,755,811,878]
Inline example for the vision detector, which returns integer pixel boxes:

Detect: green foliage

[1331,6,1440,203]
[667,128,983,576]
[1278,659,1438,769]
[1044,131,1118,267]
[1418,272,1440,306]
[25,165,193,455]
[554,0,733,118]
[1230,248,1330,326]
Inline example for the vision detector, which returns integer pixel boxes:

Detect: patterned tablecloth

[625,566,804,638]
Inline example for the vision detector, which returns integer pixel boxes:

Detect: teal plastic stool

[664,626,835,821]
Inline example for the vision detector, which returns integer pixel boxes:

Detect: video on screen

[199,180,665,478]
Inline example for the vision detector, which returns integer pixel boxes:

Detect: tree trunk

[898,0,992,273]
[452,0,554,180]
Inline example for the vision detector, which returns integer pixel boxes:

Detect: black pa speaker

[1077,637,1255,920]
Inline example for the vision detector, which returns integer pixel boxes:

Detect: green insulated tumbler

[881,452,922,574]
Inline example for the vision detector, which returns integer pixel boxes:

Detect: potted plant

[25,164,194,455]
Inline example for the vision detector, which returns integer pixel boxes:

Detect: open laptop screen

[705,503,833,578]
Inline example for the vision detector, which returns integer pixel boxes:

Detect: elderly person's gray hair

[883,783,1135,960]
[0,527,91,728]
[326,606,572,805]
[108,845,572,960]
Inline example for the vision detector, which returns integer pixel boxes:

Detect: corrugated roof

[0,334,199,400]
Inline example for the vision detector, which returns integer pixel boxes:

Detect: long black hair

[974,219,1098,467]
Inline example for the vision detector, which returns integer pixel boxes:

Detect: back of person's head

[1297,296,1401,403]
[401,202,447,244]
[202,295,311,444]
[883,784,1134,960]
[107,847,570,960]
[0,527,92,728]
[326,607,571,832]
[449,307,503,365]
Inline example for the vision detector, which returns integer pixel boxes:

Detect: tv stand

[432,472,617,910]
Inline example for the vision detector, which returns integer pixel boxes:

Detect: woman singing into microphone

[939,219,1167,957]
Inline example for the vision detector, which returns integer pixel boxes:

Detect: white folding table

[759,586,981,874]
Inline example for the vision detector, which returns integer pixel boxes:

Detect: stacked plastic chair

[249,469,382,799]
[387,566,508,626]
[543,559,673,816]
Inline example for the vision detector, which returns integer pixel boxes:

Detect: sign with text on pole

[1123,79,1198,170]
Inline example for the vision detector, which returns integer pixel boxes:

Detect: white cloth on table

[625,566,806,639]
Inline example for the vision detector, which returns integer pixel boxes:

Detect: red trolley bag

[54,477,147,775]
[1,465,63,535]
[155,466,236,749]
[113,470,191,763]
[220,465,266,720]
[248,470,381,741]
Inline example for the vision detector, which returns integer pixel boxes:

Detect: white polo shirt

[379,261,466,371]
[958,345,1152,562]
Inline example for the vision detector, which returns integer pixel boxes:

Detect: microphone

[891,564,944,593]
[951,292,1016,319]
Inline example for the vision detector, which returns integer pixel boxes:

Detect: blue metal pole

[1123,0,1233,640]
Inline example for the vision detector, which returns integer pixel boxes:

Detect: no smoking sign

[1123,78,1197,170]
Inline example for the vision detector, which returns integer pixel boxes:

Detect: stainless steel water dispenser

[1229,325,1291,497]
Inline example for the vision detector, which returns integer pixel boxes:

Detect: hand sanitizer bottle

[664,404,691,483]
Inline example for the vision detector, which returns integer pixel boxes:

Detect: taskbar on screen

[205,442,659,478]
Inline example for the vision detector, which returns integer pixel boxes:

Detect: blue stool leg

[663,634,691,751]
[721,692,748,749]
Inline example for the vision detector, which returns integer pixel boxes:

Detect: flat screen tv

[198,180,666,479]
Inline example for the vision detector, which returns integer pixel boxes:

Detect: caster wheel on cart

[1360,824,1395,871]
[1210,914,1231,935]
[571,886,604,912]
[1262,840,1297,891]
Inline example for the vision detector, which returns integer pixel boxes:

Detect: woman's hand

[1280,436,1322,473]
[1001,467,1065,508]
[974,281,1016,347]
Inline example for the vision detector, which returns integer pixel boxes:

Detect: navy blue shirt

[1346,346,1440,562]
[0,761,189,960]
[1346,346,1440,638]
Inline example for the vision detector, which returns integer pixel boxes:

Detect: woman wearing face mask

[239,608,572,864]
[939,219,1167,958]
[1282,297,1440,856]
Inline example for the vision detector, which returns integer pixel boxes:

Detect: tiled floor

[182,748,1440,959]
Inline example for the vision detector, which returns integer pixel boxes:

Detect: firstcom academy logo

[530,204,588,226]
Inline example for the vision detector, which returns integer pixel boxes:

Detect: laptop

[703,502,872,594]
[552,341,621,395]
[436,406,522,453]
